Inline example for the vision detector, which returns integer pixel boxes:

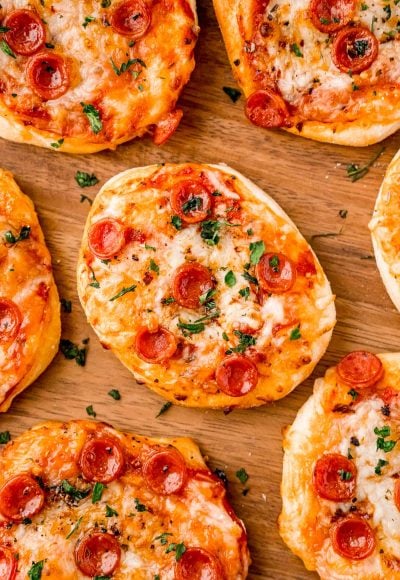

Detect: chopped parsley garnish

[0,26,10,33]
[337,469,352,481]
[383,4,391,19]
[353,38,369,56]
[361,2,368,9]
[149,259,159,274]
[375,425,397,453]
[66,516,83,539]
[199,288,216,306]
[60,339,88,366]
[0,431,11,444]
[92,482,106,503]
[145,243,156,251]
[222,331,229,341]
[171,215,182,230]
[239,287,250,300]
[156,401,172,417]
[134,498,147,512]
[235,467,249,484]
[289,326,301,341]
[348,389,359,400]
[108,389,121,400]
[249,240,265,265]
[222,86,242,102]
[28,560,46,580]
[269,254,280,272]
[200,220,239,246]
[101,0,111,6]
[166,542,186,561]
[4,225,30,244]
[346,147,385,182]
[110,57,146,76]
[0,40,16,58]
[290,43,303,57]
[86,405,96,417]
[45,42,55,49]
[89,269,100,288]
[374,459,388,475]
[242,270,258,285]
[75,171,99,188]
[109,284,137,301]
[50,138,64,149]
[105,504,118,517]
[161,296,175,305]
[60,298,72,313]
[177,320,205,335]
[61,480,91,501]
[224,270,236,287]
[226,330,256,354]
[182,196,203,214]
[154,532,173,545]
[82,15,95,27]
[81,102,103,134]
[374,426,391,437]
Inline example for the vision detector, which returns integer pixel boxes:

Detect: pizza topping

[110,0,151,39]
[313,453,356,501]
[153,109,184,146]
[135,326,177,362]
[175,547,223,579]
[0,547,16,580]
[3,10,45,56]
[79,436,125,483]
[88,218,125,260]
[309,0,356,33]
[245,89,289,129]
[0,299,22,343]
[172,263,214,309]
[394,479,400,512]
[330,516,375,560]
[216,354,258,397]
[26,51,70,101]
[142,447,187,495]
[255,253,296,293]
[336,351,383,388]
[74,531,121,576]
[0,474,45,521]
[331,27,379,74]
[170,179,212,224]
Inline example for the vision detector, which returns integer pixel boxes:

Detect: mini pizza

[0,419,250,578]
[0,1,198,154]
[213,0,400,146]
[279,350,400,579]
[0,169,60,412]
[370,148,400,311]
[77,163,335,408]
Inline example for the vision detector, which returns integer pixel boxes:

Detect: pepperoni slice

[170,179,212,224]
[394,480,400,512]
[255,253,296,294]
[216,354,258,397]
[332,27,379,74]
[110,0,151,39]
[26,51,70,101]
[0,547,17,580]
[75,531,121,577]
[0,474,45,521]
[172,263,214,309]
[175,548,224,580]
[79,437,125,483]
[245,89,289,128]
[336,351,383,388]
[88,218,125,260]
[313,453,356,501]
[153,109,183,146]
[3,9,46,56]
[135,326,177,363]
[0,299,22,344]
[309,0,356,33]
[142,447,187,495]
[330,516,375,560]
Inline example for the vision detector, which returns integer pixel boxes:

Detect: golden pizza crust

[279,353,400,579]
[77,163,335,409]
[213,0,400,147]
[0,169,60,411]
[0,419,250,579]
[370,149,400,311]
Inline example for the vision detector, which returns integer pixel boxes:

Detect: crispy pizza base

[279,353,400,579]
[77,163,336,408]
[370,149,400,311]
[213,0,400,147]
[0,419,250,578]
[0,169,60,411]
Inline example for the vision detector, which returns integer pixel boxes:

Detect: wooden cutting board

[1,1,400,578]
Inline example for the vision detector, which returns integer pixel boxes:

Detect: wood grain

[1,1,400,578]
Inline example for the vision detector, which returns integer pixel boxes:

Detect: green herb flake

[376,438,396,453]
[92,482,106,503]
[166,542,186,561]
[250,240,265,265]
[50,138,64,149]
[60,339,88,366]
[108,389,121,400]
[171,215,182,230]
[0,431,11,444]
[177,320,205,336]
[224,270,237,287]
[374,458,389,475]
[0,26,11,33]
[145,243,156,251]
[61,480,91,501]
[161,296,175,305]
[290,43,303,57]
[346,147,385,182]
[66,516,83,539]
[289,326,301,341]
[182,196,203,214]
[105,504,118,517]
[4,225,31,244]
[222,331,229,341]
[82,15,95,27]
[374,426,391,437]
[75,171,99,188]
[86,405,96,418]
[337,469,353,481]
[199,288,216,306]
[60,298,72,313]
[81,102,102,134]
[149,259,159,274]
[156,401,172,417]
[89,269,100,288]
[226,330,256,354]
[110,57,146,76]
[236,467,249,484]
[239,287,250,300]
[348,388,359,400]
[28,560,46,580]
[109,284,137,302]
[0,40,16,58]
[222,86,242,102]
[242,270,258,285]
[134,498,147,512]
[154,532,173,545]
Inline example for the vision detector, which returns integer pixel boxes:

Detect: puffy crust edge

[0,169,61,412]
[212,0,400,147]
[77,163,336,408]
